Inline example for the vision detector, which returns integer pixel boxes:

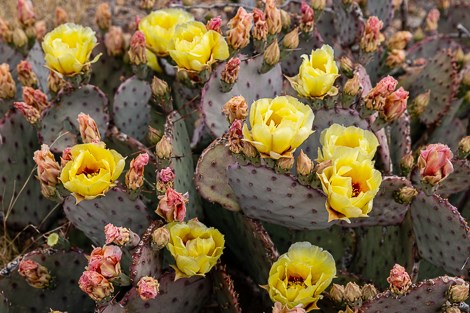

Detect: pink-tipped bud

[387,31,412,50]
[223,96,248,124]
[128,31,147,65]
[137,276,160,301]
[33,144,61,198]
[206,16,222,33]
[425,8,440,32]
[18,259,52,288]
[272,302,306,313]
[34,20,46,41]
[227,119,244,154]
[380,87,408,122]
[329,284,345,302]
[23,87,49,111]
[157,167,175,193]
[47,71,66,94]
[17,0,36,27]
[104,223,139,246]
[79,270,114,302]
[54,7,68,26]
[364,76,398,111]
[385,49,406,68]
[17,60,38,87]
[387,264,411,295]
[151,226,170,250]
[96,2,112,31]
[0,63,16,99]
[344,282,362,303]
[155,136,172,159]
[264,0,282,35]
[60,147,72,167]
[125,152,150,190]
[418,143,454,185]
[77,113,101,143]
[300,1,314,33]
[87,245,122,280]
[156,188,188,222]
[14,102,40,124]
[252,8,268,41]
[221,57,241,85]
[296,150,313,176]
[104,26,125,56]
[227,7,253,50]
[360,16,385,53]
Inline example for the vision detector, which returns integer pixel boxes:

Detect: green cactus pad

[436,159,470,197]
[130,222,163,284]
[98,302,126,313]
[63,187,153,245]
[333,0,364,47]
[367,0,395,27]
[316,10,338,47]
[121,272,211,313]
[339,176,412,227]
[26,42,49,94]
[39,85,109,153]
[0,292,9,313]
[201,54,283,138]
[438,3,470,34]
[417,259,447,280]
[374,127,391,174]
[227,163,333,230]
[389,112,411,174]
[411,191,470,277]
[194,139,239,212]
[407,35,460,61]
[0,110,55,230]
[112,76,151,142]
[0,249,95,313]
[210,264,242,313]
[360,276,468,312]
[0,42,22,71]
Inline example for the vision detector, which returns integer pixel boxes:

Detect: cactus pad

[333,0,364,47]
[407,36,460,61]
[0,42,22,71]
[436,159,470,196]
[366,0,395,27]
[210,264,242,313]
[281,31,323,77]
[26,43,49,94]
[389,112,411,174]
[438,3,470,34]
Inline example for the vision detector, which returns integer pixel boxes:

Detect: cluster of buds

[137,276,160,301]
[387,264,412,295]
[18,259,52,289]
[220,58,241,92]
[104,26,125,56]
[155,188,188,222]
[360,16,385,53]
[17,60,38,87]
[155,136,172,159]
[14,87,51,124]
[417,143,454,186]
[33,144,61,198]
[206,16,222,33]
[151,226,170,250]
[0,63,16,99]
[95,3,112,31]
[329,282,378,305]
[104,223,140,247]
[226,7,253,50]
[77,113,101,143]
[300,1,315,33]
[125,152,150,191]
[157,167,175,193]
[264,0,282,35]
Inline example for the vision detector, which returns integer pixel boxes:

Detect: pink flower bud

[0,63,16,99]
[17,0,36,27]
[157,167,175,192]
[360,16,385,53]
[425,8,440,32]
[418,144,454,185]
[14,102,41,124]
[227,7,253,50]
[77,113,101,143]
[128,31,147,65]
[206,16,222,33]
[34,20,46,41]
[78,270,114,302]
[364,76,398,111]
[221,58,241,85]
[227,119,244,154]
[104,26,125,57]
[22,87,50,111]
[300,1,314,33]
[125,152,150,190]
[87,245,122,279]
[55,7,68,26]
[0,17,12,43]
[17,60,38,87]
[156,188,188,222]
[273,302,306,313]
[33,144,61,198]
[137,276,160,301]
[60,147,72,167]
[18,259,52,288]
[252,8,268,41]
[387,264,411,294]
[104,223,138,246]
[380,87,408,122]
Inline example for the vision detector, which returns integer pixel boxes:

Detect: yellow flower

[317,124,379,162]
[168,21,229,72]
[60,142,125,203]
[288,45,340,99]
[265,242,336,312]
[42,23,99,76]
[317,149,382,222]
[242,96,314,159]
[166,219,224,280]
[139,9,194,57]
[146,49,163,73]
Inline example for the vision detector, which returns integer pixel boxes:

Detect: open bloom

[166,219,225,279]
[42,23,99,76]
[169,21,229,72]
[265,242,336,312]
[418,143,454,185]
[288,45,340,99]
[242,96,314,159]
[87,245,122,279]
[317,124,379,162]
[59,142,125,203]
[318,149,382,222]
[137,276,160,301]
[139,9,193,57]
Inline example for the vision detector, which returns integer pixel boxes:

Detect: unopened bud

[387,31,412,50]
[221,57,241,86]
[223,96,248,123]
[344,282,362,304]
[448,283,469,303]
[13,28,28,48]
[445,307,461,313]
[151,226,170,250]
[104,223,140,246]
[206,16,222,33]
[47,71,66,94]
[360,16,385,53]
[23,87,49,111]
[14,102,40,124]
[361,284,378,300]
[227,120,244,154]
[0,17,12,43]
[252,8,268,42]
[227,7,253,50]
[387,264,411,295]
[300,1,314,33]
[400,152,415,176]
[137,276,159,301]
[413,28,425,41]
[60,147,72,167]
[0,63,17,99]
[104,26,125,56]
[140,0,156,10]
[96,2,112,31]
[418,143,454,186]
[380,87,408,122]
[385,49,406,68]
[425,9,440,32]
[329,284,345,302]
[340,56,354,78]
[282,27,299,50]
[344,72,362,96]
[280,10,291,30]
[395,186,418,204]
[296,150,313,176]
[242,141,258,158]
[17,60,38,87]
[55,7,68,26]
[264,39,280,65]
[128,31,147,65]
[33,144,61,198]
[155,136,172,159]
[277,156,294,172]
[77,113,101,143]
[157,167,175,192]
[458,136,470,159]
[409,90,430,117]
[147,126,163,145]
[265,0,282,35]
[125,153,149,190]
[364,76,398,111]
[314,159,332,175]
[17,0,36,27]
[151,76,169,98]
[18,259,52,288]
[272,302,306,313]
[34,20,46,41]
[312,0,326,10]
[79,270,114,302]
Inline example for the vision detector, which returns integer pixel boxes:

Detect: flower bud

[137,276,159,301]
[344,282,362,304]
[125,152,150,190]
[264,39,280,65]
[12,28,28,48]
[206,16,222,33]
[364,76,398,111]
[361,284,378,300]
[151,76,169,98]
[0,63,17,99]
[280,10,291,30]
[156,188,188,222]
[157,167,175,192]
[438,0,451,10]
[300,1,314,33]
[385,49,406,68]
[34,20,46,41]
[360,16,385,53]
[87,245,122,280]
[395,186,418,204]
[312,0,326,10]
[22,87,49,112]
[252,8,268,41]
[296,150,313,176]
[79,270,114,302]
[387,31,412,50]
[17,0,36,27]
[47,71,66,94]
[60,147,72,167]
[18,259,52,288]
[340,56,354,78]
[264,0,282,35]
[140,0,155,10]
[77,113,101,143]
[223,96,248,123]
[458,136,470,159]
[277,156,294,172]
[14,102,40,124]
[409,90,430,117]
[96,2,112,31]
[0,17,12,43]
[344,72,362,96]
[448,283,469,303]
[227,119,244,154]
[33,144,61,198]
[380,87,408,122]
[400,152,415,176]
[314,159,332,175]
[329,283,345,302]
[151,226,170,250]
[104,26,125,56]
[418,143,454,185]
[272,302,306,313]
[17,60,38,87]
[128,31,147,65]
[47,233,60,247]
[282,27,299,50]
[227,7,253,50]
[155,136,172,159]
[148,126,163,145]
[425,8,440,32]
[55,7,68,26]
[387,264,411,295]
[221,57,241,86]
[104,223,140,246]
[444,307,461,313]
[241,141,257,158]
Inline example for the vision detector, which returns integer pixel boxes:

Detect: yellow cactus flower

[168,21,229,72]
[139,9,194,57]
[242,96,314,159]
[317,124,379,162]
[265,242,336,312]
[60,142,125,203]
[166,219,225,280]
[146,49,163,73]
[42,23,99,76]
[318,149,382,222]
[288,45,340,99]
